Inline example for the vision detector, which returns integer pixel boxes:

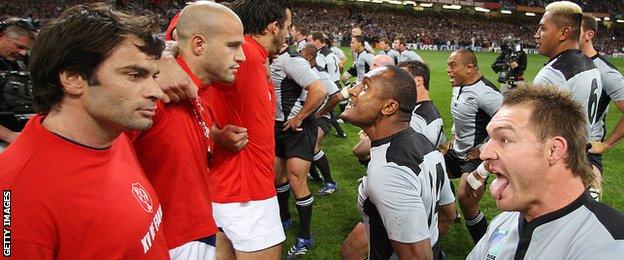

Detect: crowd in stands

[496,0,623,14]
[2,0,624,54]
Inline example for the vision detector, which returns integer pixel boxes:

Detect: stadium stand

[2,0,623,54]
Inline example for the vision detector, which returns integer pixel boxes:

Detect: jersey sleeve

[412,52,425,63]
[438,162,455,205]
[315,55,327,71]
[602,67,624,102]
[479,89,503,117]
[323,78,340,95]
[364,53,375,68]
[368,164,430,243]
[283,58,320,89]
[10,188,58,259]
[338,49,346,59]
[533,67,566,90]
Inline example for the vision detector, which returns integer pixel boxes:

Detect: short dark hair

[581,14,597,33]
[300,44,318,60]
[232,0,292,36]
[398,60,430,90]
[504,85,594,186]
[379,37,391,45]
[310,31,325,42]
[297,26,309,36]
[29,3,164,114]
[394,36,406,47]
[324,35,333,47]
[374,66,416,120]
[456,49,479,67]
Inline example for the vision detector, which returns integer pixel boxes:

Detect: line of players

[337,1,624,259]
[2,0,624,259]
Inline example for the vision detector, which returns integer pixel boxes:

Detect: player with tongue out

[464,85,624,259]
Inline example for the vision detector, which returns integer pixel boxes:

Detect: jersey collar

[246,35,269,59]
[370,127,414,147]
[545,49,580,66]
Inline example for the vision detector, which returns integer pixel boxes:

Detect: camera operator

[491,36,527,96]
[0,18,36,146]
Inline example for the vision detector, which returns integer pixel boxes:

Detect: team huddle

[1,0,624,259]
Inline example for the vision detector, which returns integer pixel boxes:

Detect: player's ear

[547,136,568,165]
[560,26,572,41]
[267,21,279,36]
[414,76,424,88]
[190,35,206,55]
[381,99,399,116]
[58,70,87,96]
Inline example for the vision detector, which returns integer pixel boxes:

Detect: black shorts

[586,152,603,173]
[316,117,333,135]
[444,149,481,179]
[275,117,318,161]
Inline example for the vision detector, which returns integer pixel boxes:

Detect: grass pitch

[281,49,624,259]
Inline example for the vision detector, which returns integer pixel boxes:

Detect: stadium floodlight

[525,12,536,16]
[403,1,416,5]
[475,7,491,13]
[442,4,461,10]
[501,10,512,14]
[371,0,383,3]
[388,0,403,4]
[604,17,611,21]
[617,19,624,23]
[594,17,601,21]
[419,3,433,7]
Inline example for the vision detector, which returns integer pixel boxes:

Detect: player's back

[534,49,602,137]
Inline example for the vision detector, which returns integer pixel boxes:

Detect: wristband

[465,210,484,226]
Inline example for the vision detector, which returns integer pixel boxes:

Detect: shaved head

[372,55,395,69]
[454,49,478,67]
[176,1,242,44]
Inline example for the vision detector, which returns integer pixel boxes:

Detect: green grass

[281,48,624,259]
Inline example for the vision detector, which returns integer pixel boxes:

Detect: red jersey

[0,115,169,259]
[132,56,217,249]
[205,36,277,203]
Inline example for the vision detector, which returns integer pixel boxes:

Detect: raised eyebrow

[489,124,516,135]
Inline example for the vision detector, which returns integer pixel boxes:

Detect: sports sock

[314,150,334,184]
[295,194,314,239]
[276,182,291,221]
[309,162,321,181]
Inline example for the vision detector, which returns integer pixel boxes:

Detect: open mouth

[490,172,509,200]
[346,100,355,109]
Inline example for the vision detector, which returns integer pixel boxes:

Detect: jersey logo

[190,97,213,155]
[486,228,509,260]
[131,182,154,213]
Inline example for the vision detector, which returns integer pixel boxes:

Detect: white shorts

[169,237,216,260]
[212,196,285,252]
